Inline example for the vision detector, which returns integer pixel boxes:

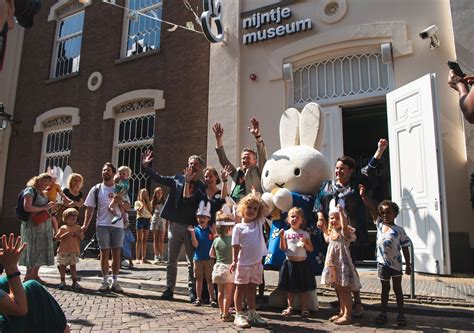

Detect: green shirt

[212,235,233,264]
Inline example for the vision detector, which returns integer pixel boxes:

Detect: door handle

[434,198,439,211]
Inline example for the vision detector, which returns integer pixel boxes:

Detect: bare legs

[136,229,150,263]
[334,285,352,324]
[218,283,235,317]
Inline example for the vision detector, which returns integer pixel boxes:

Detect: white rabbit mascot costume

[261,103,330,277]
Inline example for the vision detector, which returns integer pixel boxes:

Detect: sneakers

[110,281,123,293]
[234,313,251,328]
[194,299,202,306]
[222,314,234,322]
[248,311,268,326]
[58,281,67,290]
[72,281,83,291]
[160,288,174,300]
[98,281,110,292]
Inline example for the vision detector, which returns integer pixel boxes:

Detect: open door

[386,74,450,274]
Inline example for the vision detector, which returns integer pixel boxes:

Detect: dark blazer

[144,166,205,222]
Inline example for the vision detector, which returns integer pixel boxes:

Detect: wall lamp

[0,103,19,134]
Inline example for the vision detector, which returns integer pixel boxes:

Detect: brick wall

[0,0,210,236]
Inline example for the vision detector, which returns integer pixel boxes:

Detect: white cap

[216,220,235,226]
[196,200,211,218]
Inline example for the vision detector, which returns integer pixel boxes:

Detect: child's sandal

[329,314,342,322]
[334,316,352,325]
[397,314,407,327]
[301,309,310,318]
[375,312,387,325]
[281,307,294,317]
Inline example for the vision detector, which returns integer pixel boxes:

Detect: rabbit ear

[280,107,300,148]
[299,103,323,148]
[206,201,211,213]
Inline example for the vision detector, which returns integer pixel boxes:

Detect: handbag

[30,210,50,225]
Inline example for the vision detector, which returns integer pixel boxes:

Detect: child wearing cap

[188,200,216,306]
[210,198,237,322]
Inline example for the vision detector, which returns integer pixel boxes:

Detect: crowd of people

[8,118,415,330]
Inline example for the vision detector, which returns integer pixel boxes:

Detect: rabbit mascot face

[262,103,330,275]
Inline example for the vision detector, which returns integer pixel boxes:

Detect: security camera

[419,25,440,49]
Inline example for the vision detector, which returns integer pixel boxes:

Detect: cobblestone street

[47,279,473,333]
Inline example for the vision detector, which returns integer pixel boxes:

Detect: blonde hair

[62,207,79,222]
[26,173,52,187]
[287,207,306,228]
[237,192,265,220]
[151,187,165,208]
[67,173,84,190]
[118,166,132,178]
[137,188,152,212]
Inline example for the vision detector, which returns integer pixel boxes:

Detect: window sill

[44,72,80,85]
[114,48,161,65]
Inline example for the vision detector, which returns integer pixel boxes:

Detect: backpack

[16,188,38,221]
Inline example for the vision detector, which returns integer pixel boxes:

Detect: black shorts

[377,263,402,281]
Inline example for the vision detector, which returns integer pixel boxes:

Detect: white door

[320,106,344,167]
[386,74,450,274]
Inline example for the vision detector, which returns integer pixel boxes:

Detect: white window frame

[120,0,163,58]
[49,2,86,79]
[40,125,73,173]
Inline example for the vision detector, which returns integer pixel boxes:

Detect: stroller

[80,233,100,259]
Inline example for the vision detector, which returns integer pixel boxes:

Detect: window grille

[42,129,72,172]
[52,10,84,78]
[292,53,390,105]
[116,114,155,203]
[125,0,162,57]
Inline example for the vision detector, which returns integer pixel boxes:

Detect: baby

[110,166,132,224]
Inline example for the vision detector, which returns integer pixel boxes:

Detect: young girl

[278,207,316,318]
[230,192,268,328]
[134,188,152,264]
[210,201,236,322]
[111,166,132,224]
[150,187,166,263]
[54,208,84,291]
[320,205,361,325]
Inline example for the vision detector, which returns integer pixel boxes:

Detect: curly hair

[236,192,265,220]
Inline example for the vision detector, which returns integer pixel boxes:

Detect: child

[110,166,132,224]
[188,200,216,306]
[122,222,135,269]
[359,185,411,327]
[320,205,361,325]
[210,200,236,322]
[230,192,268,328]
[150,187,166,263]
[54,208,84,291]
[134,188,152,264]
[45,169,71,233]
[278,207,316,318]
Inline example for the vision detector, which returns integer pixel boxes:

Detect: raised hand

[0,234,27,272]
[358,184,366,198]
[378,139,388,152]
[212,123,224,140]
[248,118,260,138]
[142,149,154,167]
[184,166,195,182]
[220,165,232,181]
[187,225,195,233]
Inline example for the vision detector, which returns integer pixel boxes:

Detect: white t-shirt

[231,216,268,266]
[284,229,310,258]
[84,183,130,228]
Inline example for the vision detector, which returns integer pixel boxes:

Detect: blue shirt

[193,226,213,261]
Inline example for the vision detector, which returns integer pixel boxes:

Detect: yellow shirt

[134,201,152,219]
[46,183,62,202]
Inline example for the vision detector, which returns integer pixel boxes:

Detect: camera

[419,25,440,49]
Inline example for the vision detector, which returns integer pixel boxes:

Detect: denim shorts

[97,226,124,249]
[377,263,402,281]
[136,217,151,230]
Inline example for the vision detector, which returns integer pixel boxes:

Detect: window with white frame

[124,0,162,58]
[115,110,155,203]
[292,52,390,106]
[41,125,72,172]
[51,9,85,78]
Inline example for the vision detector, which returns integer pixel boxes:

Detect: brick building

[0,0,210,236]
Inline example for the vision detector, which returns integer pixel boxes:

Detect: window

[51,10,85,78]
[124,0,162,57]
[292,52,390,106]
[42,127,72,172]
[115,112,155,203]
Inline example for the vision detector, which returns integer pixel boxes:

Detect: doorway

[342,103,391,260]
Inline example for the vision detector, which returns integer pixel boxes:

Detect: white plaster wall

[207,0,474,253]
[0,26,24,213]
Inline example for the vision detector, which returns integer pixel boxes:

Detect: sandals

[352,302,364,318]
[329,314,342,322]
[334,316,352,325]
[301,309,310,318]
[397,314,407,326]
[375,312,387,325]
[281,307,294,317]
